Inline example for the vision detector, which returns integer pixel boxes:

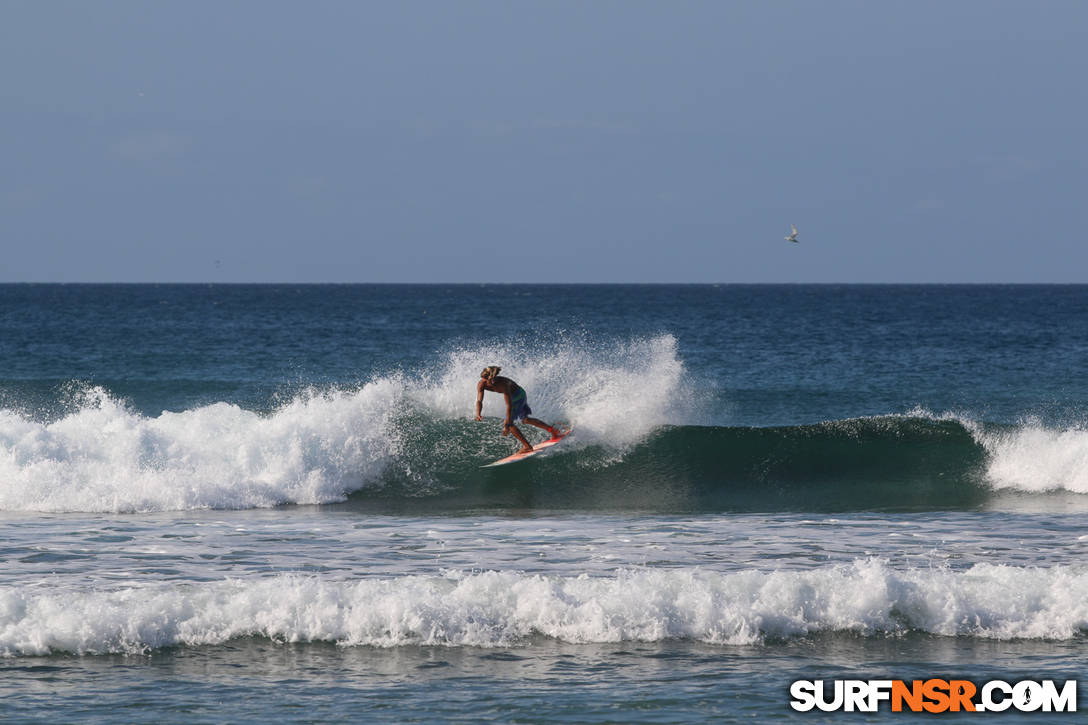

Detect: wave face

[2,331,1088,513]
[3,561,1085,656]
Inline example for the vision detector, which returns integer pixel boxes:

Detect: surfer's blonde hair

[481,366,501,382]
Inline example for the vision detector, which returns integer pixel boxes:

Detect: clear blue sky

[2,0,1085,283]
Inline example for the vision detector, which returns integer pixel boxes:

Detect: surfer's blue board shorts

[510,387,532,422]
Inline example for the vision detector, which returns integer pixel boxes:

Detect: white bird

[785,224,799,243]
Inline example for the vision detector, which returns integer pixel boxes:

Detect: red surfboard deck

[481,429,573,468]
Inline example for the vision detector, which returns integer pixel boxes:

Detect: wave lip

[3,561,1086,656]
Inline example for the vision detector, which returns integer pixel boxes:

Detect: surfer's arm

[474,381,485,421]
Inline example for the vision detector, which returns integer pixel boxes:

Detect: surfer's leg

[523,417,560,438]
[507,424,534,454]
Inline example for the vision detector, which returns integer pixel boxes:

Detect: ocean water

[1,284,1086,722]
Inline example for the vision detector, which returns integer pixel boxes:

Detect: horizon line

[2,281,1086,286]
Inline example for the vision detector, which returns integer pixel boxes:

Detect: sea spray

[417,333,696,449]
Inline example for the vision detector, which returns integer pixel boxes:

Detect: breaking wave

[2,336,1087,513]
[3,560,1086,656]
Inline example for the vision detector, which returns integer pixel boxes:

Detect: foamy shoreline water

[4,561,1086,656]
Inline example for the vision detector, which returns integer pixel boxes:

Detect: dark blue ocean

[1,284,1086,722]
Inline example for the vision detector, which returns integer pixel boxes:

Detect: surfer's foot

[518,445,534,454]
[547,426,560,439]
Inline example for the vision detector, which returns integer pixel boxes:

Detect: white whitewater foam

[0,383,404,513]
[981,422,1088,493]
[2,560,1085,656]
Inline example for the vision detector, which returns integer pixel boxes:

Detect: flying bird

[785,224,799,243]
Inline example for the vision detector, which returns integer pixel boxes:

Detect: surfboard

[481,429,573,468]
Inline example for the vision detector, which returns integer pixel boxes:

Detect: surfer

[475,366,560,454]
